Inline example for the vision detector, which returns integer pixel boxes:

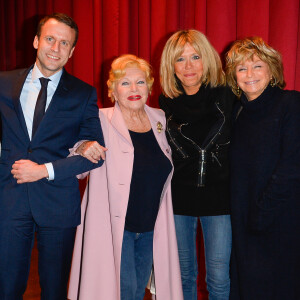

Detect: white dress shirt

[19,64,63,180]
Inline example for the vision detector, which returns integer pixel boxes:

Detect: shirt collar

[31,63,63,87]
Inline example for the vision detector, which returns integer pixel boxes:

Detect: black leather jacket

[167,100,231,187]
[159,85,236,216]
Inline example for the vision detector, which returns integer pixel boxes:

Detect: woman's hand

[76,141,107,163]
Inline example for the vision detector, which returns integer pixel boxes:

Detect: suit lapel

[46,68,70,114]
[12,67,33,142]
[31,69,69,140]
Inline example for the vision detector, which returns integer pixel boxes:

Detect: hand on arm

[11,160,49,184]
[51,87,106,180]
[76,141,107,163]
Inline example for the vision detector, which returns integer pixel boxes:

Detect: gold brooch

[157,121,163,133]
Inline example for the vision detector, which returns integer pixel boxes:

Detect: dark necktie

[32,77,50,137]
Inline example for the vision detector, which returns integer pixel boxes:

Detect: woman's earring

[236,85,241,96]
[270,77,276,87]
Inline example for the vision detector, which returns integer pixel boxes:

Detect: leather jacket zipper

[178,102,226,187]
[179,123,208,187]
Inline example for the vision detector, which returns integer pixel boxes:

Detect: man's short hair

[36,12,78,47]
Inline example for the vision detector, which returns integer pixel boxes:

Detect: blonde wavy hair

[107,54,154,102]
[160,29,225,99]
[226,36,286,97]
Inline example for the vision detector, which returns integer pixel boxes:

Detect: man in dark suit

[0,13,105,299]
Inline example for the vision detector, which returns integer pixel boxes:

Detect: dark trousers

[0,200,76,300]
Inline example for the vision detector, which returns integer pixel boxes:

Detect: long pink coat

[68,103,183,300]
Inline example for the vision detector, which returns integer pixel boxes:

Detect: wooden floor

[24,240,152,300]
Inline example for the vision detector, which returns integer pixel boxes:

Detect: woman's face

[235,55,272,101]
[174,43,203,95]
[113,67,149,112]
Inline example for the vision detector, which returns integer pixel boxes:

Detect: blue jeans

[120,230,154,300]
[174,214,232,300]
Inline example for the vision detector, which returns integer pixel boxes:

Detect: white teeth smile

[47,55,59,60]
[245,80,258,85]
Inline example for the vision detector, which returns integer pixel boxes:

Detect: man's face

[33,18,76,77]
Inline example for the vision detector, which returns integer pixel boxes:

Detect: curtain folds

[1,1,299,299]
[1,0,299,107]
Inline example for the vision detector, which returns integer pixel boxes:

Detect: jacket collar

[12,66,33,142]
[109,103,169,159]
[12,66,70,142]
[31,69,70,140]
[110,102,133,146]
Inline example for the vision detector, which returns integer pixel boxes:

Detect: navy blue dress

[230,85,300,300]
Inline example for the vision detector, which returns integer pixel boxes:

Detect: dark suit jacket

[0,66,104,228]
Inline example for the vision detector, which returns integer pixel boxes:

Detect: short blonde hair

[226,36,286,97]
[160,30,225,99]
[107,54,154,102]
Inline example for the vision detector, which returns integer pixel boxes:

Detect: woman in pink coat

[68,54,183,300]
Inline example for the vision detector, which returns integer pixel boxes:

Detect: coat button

[28,149,32,153]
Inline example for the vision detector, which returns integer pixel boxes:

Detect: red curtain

[1,1,300,299]
[1,0,299,108]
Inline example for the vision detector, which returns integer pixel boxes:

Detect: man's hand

[11,160,49,184]
[76,141,107,163]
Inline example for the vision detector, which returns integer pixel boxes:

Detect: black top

[230,85,300,300]
[159,84,236,216]
[125,129,172,232]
